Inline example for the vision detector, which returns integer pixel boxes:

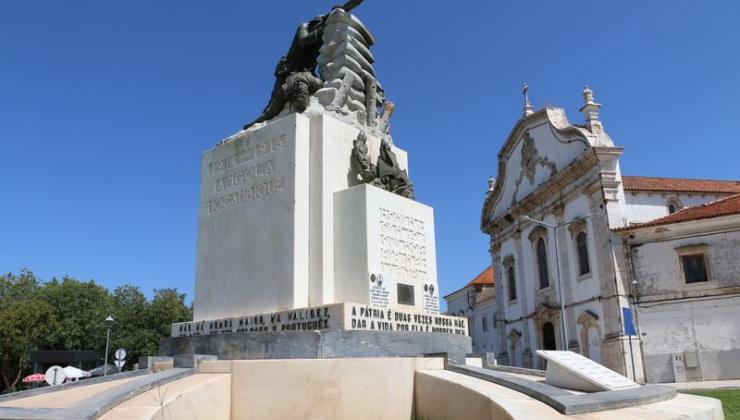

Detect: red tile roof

[466,266,494,287]
[616,193,740,231]
[622,176,740,194]
[443,266,494,299]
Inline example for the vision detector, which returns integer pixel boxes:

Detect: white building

[478,85,740,382]
[444,266,498,354]
[614,193,740,383]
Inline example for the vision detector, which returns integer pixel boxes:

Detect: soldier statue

[243,0,365,130]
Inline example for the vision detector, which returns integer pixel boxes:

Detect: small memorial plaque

[536,350,639,392]
[422,283,439,314]
[368,272,391,308]
[397,283,415,306]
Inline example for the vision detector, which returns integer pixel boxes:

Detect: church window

[681,254,708,283]
[536,238,550,289]
[667,198,683,214]
[576,232,590,276]
[507,266,517,301]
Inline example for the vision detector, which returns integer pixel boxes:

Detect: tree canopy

[0,270,191,393]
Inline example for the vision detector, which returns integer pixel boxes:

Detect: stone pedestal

[193,114,310,320]
[186,109,463,360]
[194,111,415,321]
[307,113,407,308]
[334,184,439,314]
[160,330,471,365]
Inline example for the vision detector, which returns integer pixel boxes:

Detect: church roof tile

[616,193,740,231]
[622,176,740,194]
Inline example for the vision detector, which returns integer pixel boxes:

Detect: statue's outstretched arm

[297,22,323,47]
[340,0,365,12]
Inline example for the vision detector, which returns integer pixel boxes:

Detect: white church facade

[474,86,740,383]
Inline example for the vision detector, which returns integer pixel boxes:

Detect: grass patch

[682,388,740,420]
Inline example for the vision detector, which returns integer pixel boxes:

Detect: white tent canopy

[63,366,91,379]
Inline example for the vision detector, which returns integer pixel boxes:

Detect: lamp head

[105,315,114,327]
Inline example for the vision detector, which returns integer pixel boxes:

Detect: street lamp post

[520,215,590,352]
[104,315,114,376]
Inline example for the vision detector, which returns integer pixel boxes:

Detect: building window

[536,238,550,289]
[482,317,488,332]
[576,232,590,276]
[507,266,517,301]
[681,254,708,283]
[667,198,683,214]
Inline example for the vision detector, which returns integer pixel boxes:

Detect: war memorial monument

[159,0,471,360]
[0,3,726,419]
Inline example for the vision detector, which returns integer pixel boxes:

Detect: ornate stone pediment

[512,132,557,203]
[481,106,614,234]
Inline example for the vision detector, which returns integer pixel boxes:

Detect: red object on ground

[22,373,46,383]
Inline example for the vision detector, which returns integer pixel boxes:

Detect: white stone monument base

[171,302,467,338]
[334,184,440,314]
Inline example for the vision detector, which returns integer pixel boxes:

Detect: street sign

[114,359,126,369]
[44,365,66,386]
[114,348,127,361]
[622,307,636,336]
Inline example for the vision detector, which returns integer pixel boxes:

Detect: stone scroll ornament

[352,131,415,199]
[243,0,397,138]
[512,131,557,203]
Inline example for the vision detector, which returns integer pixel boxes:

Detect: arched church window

[667,198,683,214]
[507,266,517,301]
[536,238,550,289]
[576,231,590,276]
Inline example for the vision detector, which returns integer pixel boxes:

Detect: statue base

[159,330,471,365]
[165,302,469,362]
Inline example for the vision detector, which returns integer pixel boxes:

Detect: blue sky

[1,1,739,305]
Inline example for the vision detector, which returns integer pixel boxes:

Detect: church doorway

[542,322,557,350]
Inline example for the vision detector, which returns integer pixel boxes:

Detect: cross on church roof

[522,83,534,116]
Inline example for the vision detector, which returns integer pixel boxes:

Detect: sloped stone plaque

[536,350,640,392]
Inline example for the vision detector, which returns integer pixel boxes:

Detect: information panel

[536,350,639,392]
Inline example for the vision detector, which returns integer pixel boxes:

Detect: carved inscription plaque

[206,134,288,216]
[348,303,467,335]
[379,207,428,283]
[174,303,469,337]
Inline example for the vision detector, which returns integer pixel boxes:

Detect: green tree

[0,270,41,309]
[37,277,113,353]
[109,285,154,368]
[148,288,192,338]
[0,271,192,392]
[0,271,57,392]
